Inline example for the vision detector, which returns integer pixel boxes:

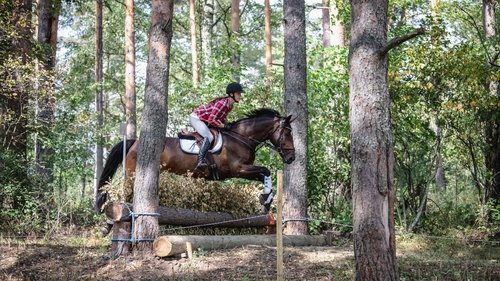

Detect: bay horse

[95,108,296,218]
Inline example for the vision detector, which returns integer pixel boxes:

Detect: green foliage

[2,0,498,242]
[307,45,351,234]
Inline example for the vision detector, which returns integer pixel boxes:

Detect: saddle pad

[179,133,223,154]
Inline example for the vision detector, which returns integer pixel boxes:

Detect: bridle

[222,117,294,157]
[271,118,294,157]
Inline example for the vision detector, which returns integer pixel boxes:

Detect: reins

[221,117,291,155]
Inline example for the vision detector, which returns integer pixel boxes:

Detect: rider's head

[226,82,244,102]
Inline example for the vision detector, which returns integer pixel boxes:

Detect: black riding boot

[196,137,211,169]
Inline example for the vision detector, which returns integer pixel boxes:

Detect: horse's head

[269,115,296,164]
[231,108,296,164]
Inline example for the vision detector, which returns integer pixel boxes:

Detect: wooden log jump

[153,234,328,257]
[105,202,275,228]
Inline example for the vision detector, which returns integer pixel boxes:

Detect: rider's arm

[207,99,229,128]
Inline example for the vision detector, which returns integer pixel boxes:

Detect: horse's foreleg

[237,165,273,213]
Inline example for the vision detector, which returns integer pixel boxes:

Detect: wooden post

[110,221,131,256]
[276,170,284,281]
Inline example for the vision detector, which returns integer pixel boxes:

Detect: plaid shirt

[194,97,233,127]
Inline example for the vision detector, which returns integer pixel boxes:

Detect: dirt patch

[1,231,499,280]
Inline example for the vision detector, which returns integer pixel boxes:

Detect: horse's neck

[235,118,275,142]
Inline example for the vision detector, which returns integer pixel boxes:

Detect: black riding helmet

[226,82,244,95]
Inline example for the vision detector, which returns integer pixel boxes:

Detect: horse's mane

[234,108,281,124]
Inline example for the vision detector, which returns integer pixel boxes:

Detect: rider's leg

[196,137,211,168]
[189,114,214,169]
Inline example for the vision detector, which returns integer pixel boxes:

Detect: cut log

[104,202,275,228]
[153,235,327,257]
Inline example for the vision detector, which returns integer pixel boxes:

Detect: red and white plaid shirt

[194,97,233,127]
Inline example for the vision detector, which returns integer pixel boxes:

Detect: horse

[94,108,296,220]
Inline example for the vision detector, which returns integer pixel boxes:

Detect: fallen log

[153,235,328,257]
[104,202,275,228]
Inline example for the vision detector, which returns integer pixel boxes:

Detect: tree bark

[201,0,214,68]
[125,0,137,139]
[321,0,331,47]
[430,0,446,191]
[94,0,104,201]
[132,0,174,253]
[483,0,500,205]
[230,0,240,82]
[264,0,272,85]
[349,0,397,280]
[283,0,308,235]
[189,0,199,88]
[35,0,60,183]
[331,0,345,47]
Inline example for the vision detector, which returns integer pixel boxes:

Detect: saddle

[178,128,224,180]
[178,128,223,153]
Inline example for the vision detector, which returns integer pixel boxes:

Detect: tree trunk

[283,0,308,235]
[189,0,199,88]
[201,0,214,69]
[132,0,174,253]
[431,116,446,190]
[230,0,240,82]
[483,0,500,206]
[94,0,104,201]
[430,0,446,191]
[349,0,397,280]
[321,0,331,47]
[125,0,137,139]
[35,0,60,183]
[264,0,272,87]
[331,0,345,47]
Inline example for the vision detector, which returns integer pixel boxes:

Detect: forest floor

[1,227,499,281]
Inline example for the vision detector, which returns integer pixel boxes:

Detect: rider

[189,82,244,169]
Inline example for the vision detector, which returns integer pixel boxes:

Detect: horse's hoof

[261,203,272,214]
[259,193,273,213]
[259,192,273,205]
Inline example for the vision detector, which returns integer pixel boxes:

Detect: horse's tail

[94,139,136,213]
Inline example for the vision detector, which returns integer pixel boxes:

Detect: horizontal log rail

[153,234,328,257]
[105,202,275,228]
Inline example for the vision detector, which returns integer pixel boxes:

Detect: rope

[111,202,160,243]
[283,217,354,229]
